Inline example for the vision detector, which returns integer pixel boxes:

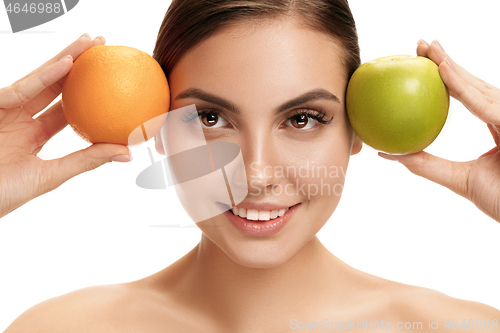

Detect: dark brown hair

[153,0,360,81]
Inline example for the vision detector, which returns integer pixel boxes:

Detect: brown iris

[201,112,218,127]
[290,114,308,128]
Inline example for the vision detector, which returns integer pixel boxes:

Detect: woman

[1,0,499,331]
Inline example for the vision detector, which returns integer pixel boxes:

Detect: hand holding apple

[378,40,500,224]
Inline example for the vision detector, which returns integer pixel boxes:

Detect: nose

[236,131,282,196]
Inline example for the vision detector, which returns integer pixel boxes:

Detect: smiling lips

[231,206,290,221]
[224,203,301,236]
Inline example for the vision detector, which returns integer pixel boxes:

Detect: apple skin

[346,55,450,155]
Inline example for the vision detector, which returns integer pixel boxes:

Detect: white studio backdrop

[0,0,499,330]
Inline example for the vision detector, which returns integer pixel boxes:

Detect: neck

[161,233,353,330]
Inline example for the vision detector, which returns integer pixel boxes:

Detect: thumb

[46,143,132,191]
[378,151,471,199]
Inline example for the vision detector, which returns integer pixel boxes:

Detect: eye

[285,113,319,129]
[200,111,229,128]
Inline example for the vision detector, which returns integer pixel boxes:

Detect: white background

[1,0,499,330]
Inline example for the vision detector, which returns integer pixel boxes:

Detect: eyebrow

[174,87,340,115]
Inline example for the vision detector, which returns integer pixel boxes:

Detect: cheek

[277,120,353,199]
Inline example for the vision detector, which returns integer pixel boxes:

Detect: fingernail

[445,57,455,71]
[111,155,132,162]
[80,33,90,39]
[433,40,445,52]
[417,39,429,47]
[378,152,397,161]
[60,55,73,62]
[94,36,106,43]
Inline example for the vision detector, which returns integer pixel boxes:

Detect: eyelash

[180,108,334,127]
[287,109,334,126]
[181,109,218,123]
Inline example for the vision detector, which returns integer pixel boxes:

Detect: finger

[479,146,499,158]
[439,59,500,125]
[426,40,500,100]
[0,55,73,110]
[90,36,106,48]
[378,151,472,199]
[23,36,106,116]
[416,39,429,57]
[44,143,133,192]
[487,123,500,146]
[415,40,494,100]
[32,100,67,149]
[11,33,93,86]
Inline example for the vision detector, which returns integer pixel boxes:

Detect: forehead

[168,17,347,105]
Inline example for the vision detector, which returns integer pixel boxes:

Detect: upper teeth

[231,207,289,221]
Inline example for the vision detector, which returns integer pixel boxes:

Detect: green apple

[346,55,450,155]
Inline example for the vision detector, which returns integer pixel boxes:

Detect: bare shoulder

[3,279,203,333]
[345,270,499,332]
[393,284,500,332]
[3,283,140,333]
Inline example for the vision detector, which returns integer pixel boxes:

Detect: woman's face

[163,17,362,268]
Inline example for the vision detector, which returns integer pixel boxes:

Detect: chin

[197,201,330,269]
[212,231,307,269]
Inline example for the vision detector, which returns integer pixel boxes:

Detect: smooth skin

[0,34,132,219]
[3,20,500,333]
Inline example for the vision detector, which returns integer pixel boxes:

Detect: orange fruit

[62,45,170,146]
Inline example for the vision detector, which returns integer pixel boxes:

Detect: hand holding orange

[0,34,138,219]
[62,45,170,146]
